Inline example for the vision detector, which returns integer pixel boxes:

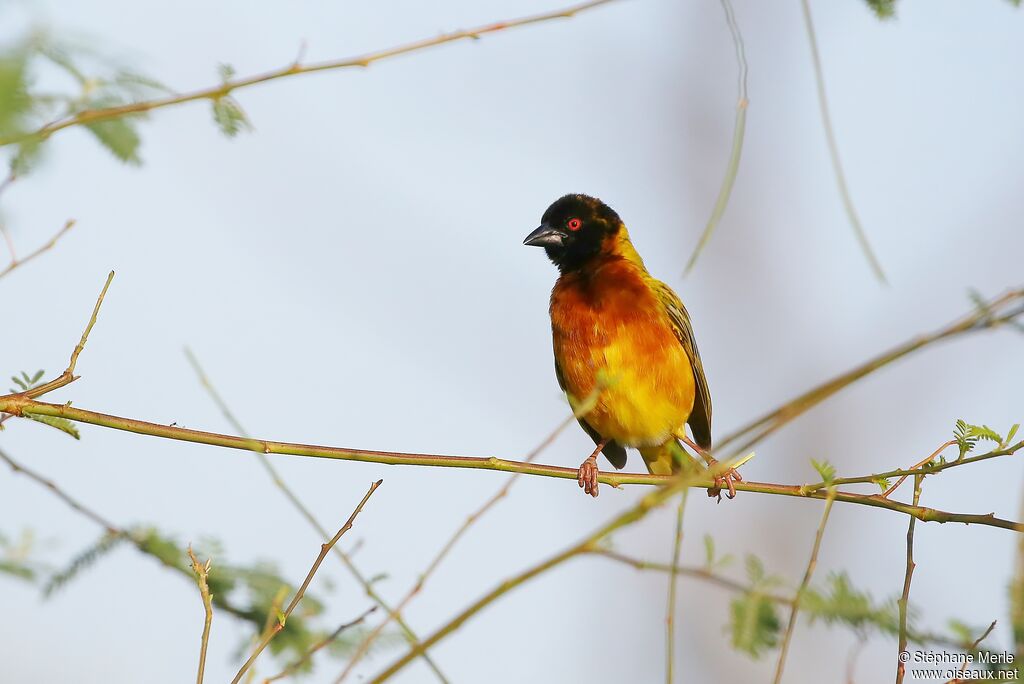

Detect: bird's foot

[577,455,600,498]
[705,457,742,502]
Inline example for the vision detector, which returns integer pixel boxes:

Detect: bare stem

[230,479,382,684]
[366,469,713,683]
[187,547,214,684]
[0,445,264,624]
[184,348,449,683]
[0,219,76,281]
[665,490,689,683]
[953,621,997,681]
[334,414,575,681]
[591,548,969,651]
[799,0,886,283]
[685,0,748,274]
[716,288,1024,457]
[263,607,377,684]
[18,270,114,401]
[773,488,836,683]
[896,474,922,684]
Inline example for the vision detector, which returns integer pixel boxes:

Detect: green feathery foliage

[43,531,125,596]
[866,0,1020,19]
[0,528,47,582]
[39,524,389,670]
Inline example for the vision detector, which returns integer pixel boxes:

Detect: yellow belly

[561,331,696,448]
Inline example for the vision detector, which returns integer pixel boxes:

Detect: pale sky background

[2,0,1023,682]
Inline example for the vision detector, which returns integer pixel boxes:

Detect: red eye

[567,218,582,231]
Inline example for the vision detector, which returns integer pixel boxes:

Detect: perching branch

[3,394,1021,532]
[230,479,382,684]
[184,349,449,684]
[0,0,621,150]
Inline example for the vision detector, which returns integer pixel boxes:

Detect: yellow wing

[652,280,713,449]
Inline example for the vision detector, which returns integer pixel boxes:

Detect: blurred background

[2,0,1023,681]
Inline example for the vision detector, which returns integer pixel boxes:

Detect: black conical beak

[523,224,567,248]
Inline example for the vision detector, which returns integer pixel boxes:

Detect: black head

[523,194,623,272]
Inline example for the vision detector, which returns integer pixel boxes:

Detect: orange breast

[550,259,695,447]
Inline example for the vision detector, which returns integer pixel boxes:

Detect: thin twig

[0,219,76,281]
[366,467,718,683]
[15,269,113,402]
[0,445,261,623]
[948,620,997,683]
[716,288,1024,456]
[184,349,450,684]
[591,548,968,651]
[799,438,1015,496]
[665,490,689,683]
[773,488,836,684]
[334,414,575,681]
[0,0,622,150]
[230,480,383,684]
[187,546,214,684]
[799,0,886,283]
[0,446,119,533]
[264,607,377,684]
[896,474,923,684]
[685,0,748,274]
[880,440,955,498]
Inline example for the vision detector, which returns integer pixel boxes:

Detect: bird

[523,193,740,498]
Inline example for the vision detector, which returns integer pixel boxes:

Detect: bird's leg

[679,435,742,502]
[577,440,606,498]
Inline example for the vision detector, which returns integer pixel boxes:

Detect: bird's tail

[639,438,702,476]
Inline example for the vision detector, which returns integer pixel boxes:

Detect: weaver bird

[524,194,740,498]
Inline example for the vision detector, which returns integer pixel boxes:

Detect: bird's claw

[706,460,742,502]
[577,456,599,498]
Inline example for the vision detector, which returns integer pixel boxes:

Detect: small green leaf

[811,458,836,485]
[729,592,780,657]
[871,476,891,492]
[746,554,765,584]
[211,96,251,138]
[1007,423,1020,446]
[26,414,80,439]
[0,52,32,136]
[84,116,142,164]
[218,63,236,82]
[864,0,897,19]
